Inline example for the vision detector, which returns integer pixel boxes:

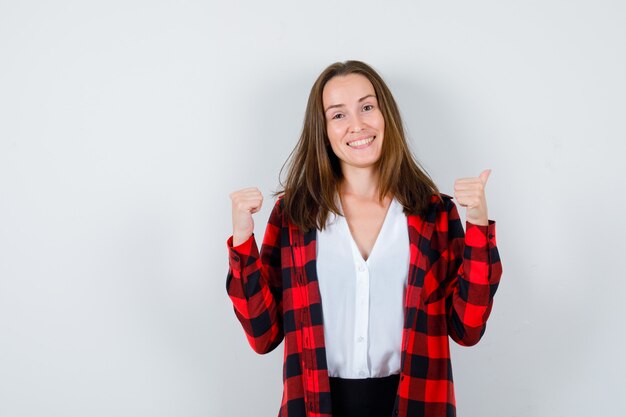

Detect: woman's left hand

[453,169,491,226]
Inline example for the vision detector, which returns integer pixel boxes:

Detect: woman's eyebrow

[324,94,376,113]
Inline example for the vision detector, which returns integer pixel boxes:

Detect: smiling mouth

[347,136,375,147]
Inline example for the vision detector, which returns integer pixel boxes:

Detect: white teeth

[348,137,374,147]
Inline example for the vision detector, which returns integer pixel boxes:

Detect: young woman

[226,60,502,417]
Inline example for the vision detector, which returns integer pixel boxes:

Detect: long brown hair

[273,60,441,232]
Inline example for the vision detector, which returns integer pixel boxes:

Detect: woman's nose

[350,114,364,133]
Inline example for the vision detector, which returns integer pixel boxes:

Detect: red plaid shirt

[226,193,502,417]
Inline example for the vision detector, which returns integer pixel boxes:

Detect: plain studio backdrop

[1,0,625,416]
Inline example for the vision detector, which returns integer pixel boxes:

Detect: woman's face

[322,73,385,173]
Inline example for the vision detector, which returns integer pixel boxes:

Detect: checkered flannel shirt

[226,193,502,417]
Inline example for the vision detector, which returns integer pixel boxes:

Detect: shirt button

[357,263,365,271]
[359,370,367,377]
[357,336,364,342]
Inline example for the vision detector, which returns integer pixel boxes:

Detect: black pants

[329,373,400,417]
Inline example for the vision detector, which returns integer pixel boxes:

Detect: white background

[1,1,625,416]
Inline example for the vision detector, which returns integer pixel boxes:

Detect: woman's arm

[226,198,284,354]
[444,197,503,346]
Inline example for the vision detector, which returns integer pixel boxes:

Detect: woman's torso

[316,193,410,378]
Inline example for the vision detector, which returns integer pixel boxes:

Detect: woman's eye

[332,113,344,120]
[363,104,374,111]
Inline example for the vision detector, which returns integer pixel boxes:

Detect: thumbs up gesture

[453,169,491,226]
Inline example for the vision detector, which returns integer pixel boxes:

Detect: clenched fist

[229,187,264,246]
[453,169,491,226]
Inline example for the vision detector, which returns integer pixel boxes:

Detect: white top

[316,196,410,379]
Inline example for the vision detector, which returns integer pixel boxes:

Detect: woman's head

[322,72,385,173]
[275,60,440,232]
[303,60,407,178]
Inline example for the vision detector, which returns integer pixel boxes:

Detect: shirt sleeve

[225,198,284,354]
[444,198,503,346]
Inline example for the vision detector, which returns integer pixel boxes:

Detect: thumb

[479,169,491,185]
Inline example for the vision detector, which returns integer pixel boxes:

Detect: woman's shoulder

[428,192,453,208]
[423,192,456,218]
[275,193,285,208]
[265,194,286,229]
[270,194,288,223]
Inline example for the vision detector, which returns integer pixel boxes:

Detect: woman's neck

[339,165,381,201]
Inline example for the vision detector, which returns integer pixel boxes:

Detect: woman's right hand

[229,187,264,247]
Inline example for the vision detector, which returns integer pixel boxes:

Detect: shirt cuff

[465,220,497,248]
[226,233,258,270]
